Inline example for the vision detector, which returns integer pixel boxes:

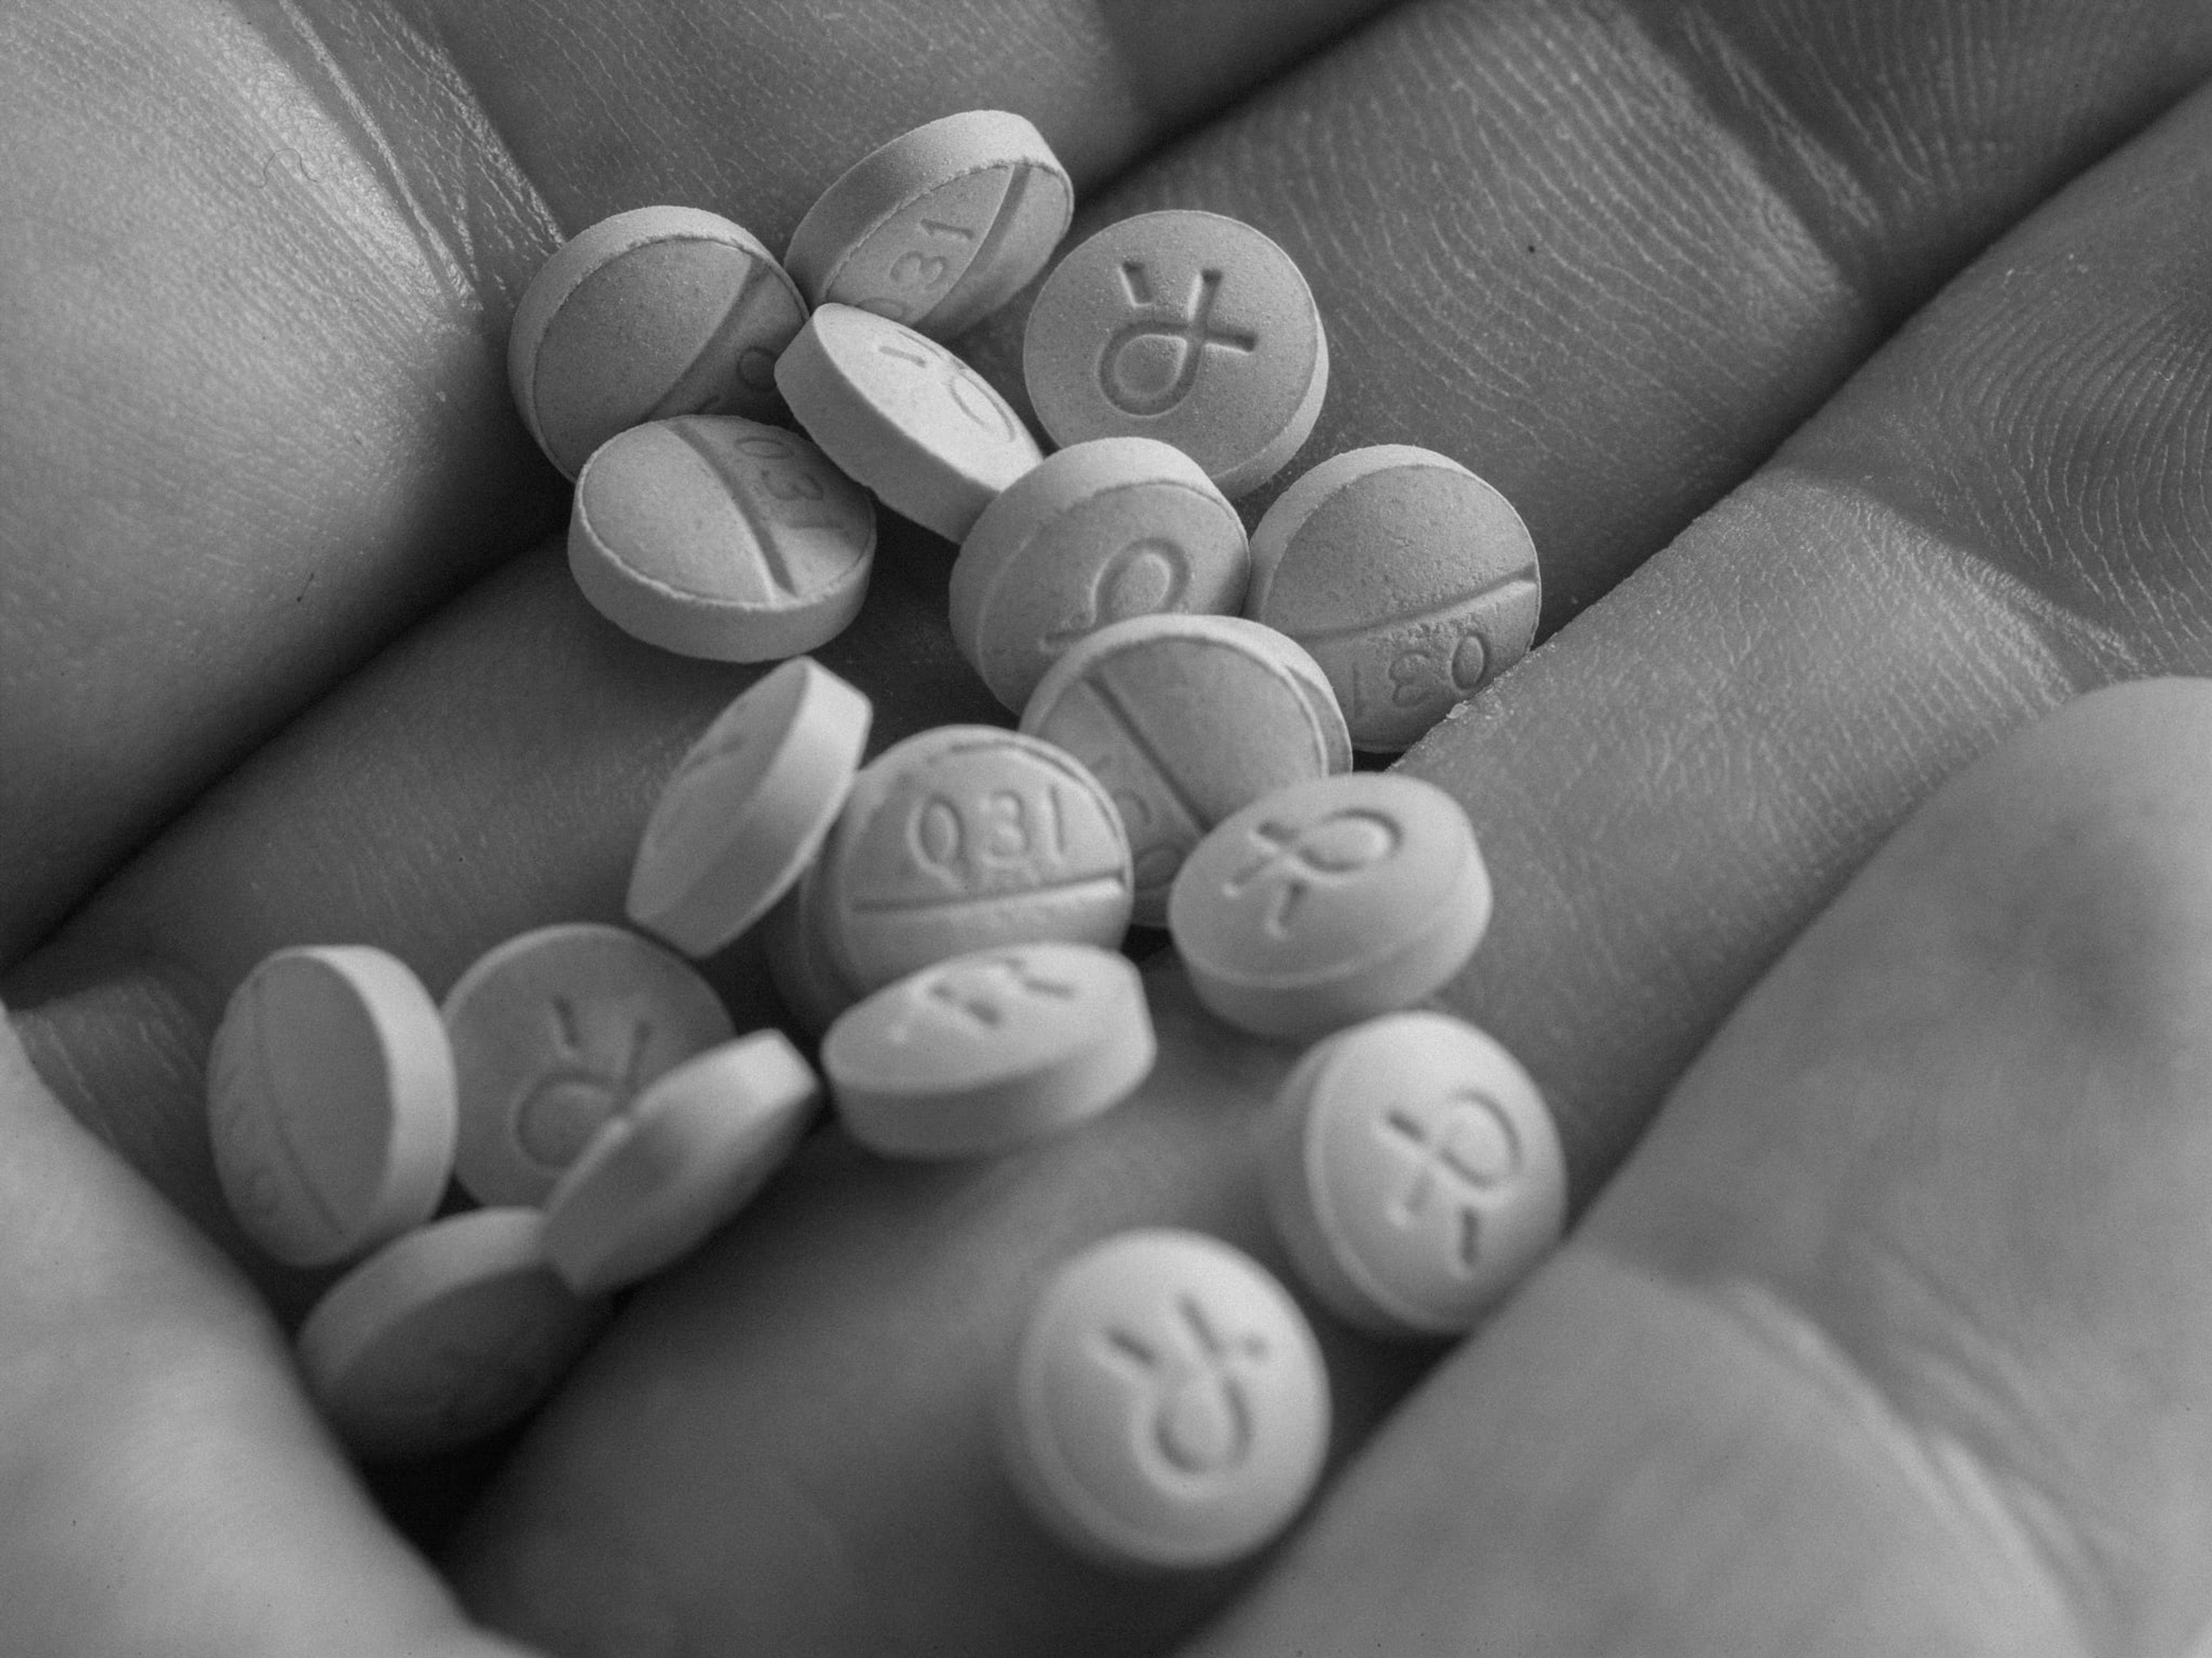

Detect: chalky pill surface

[811,725,1135,994]
[1248,446,1540,751]
[509,206,808,478]
[206,946,457,1268]
[1002,1228,1330,1570]
[1262,1012,1564,1338]
[762,883,865,1034]
[952,437,1251,711]
[626,657,872,956]
[1020,615,1349,927]
[785,109,1073,339]
[544,1030,821,1294]
[824,942,1154,1159]
[1022,210,1328,497]
[1168,773,1491,1039]
[297,1208,607,1461]
[777,304,1042,542]
[444,923,736,1206]
[570,416,876,663]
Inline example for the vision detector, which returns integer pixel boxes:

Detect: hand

[9,2,2212,1653]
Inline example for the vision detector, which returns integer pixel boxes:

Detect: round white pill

[509,206,808,478]
[443,923,736,1207]
[569,417,876,663]
[1262,1012,1564,1338]
[1023,210,1328,497]
[626,657,872,957]
[776,304,1043,542]
[297,1208,608,1461]
[761,884,866,1035]
[1020,614,1350,927]
[205,946,456,1269]
[1001,1228,1330,1570]
[785,109,1073,339]
[1168,774,1491,1040]
[823,942,1154,1159]
[1247,446,1540,752]
[951,437,1251,712]
[543,1030,821,1294]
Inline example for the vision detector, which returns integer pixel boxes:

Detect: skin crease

[9,3,2212,1657]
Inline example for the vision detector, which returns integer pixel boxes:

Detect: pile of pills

[208,109,1568,1573]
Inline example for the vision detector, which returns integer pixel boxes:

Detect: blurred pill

[952,437,1250,711]
[205,946,456,1269]
[509,206,808,478]
[761,882,868,1035]
[785,109,1072,339]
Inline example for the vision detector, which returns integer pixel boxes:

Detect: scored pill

[1261,1012,1565,1339]
[1000,1228,1330,1571]
[444,923,736,1207]
[626,657,872,957]
[777,303,1042,542]
[1022,210,1328,498]
[509,206,808,478]
[1020,614,1350,927]
[951,437,1251,712]
[297,1207,608,1461]
[823,942,1155,1160]
[543,1030,821,1295]
[1247,446,1540,752]
[1168,773,1491,1040]
[205,945,456,1269]
[785,109,1073,340]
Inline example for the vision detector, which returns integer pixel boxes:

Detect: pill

[204,947,456,1269]
[1023,210,1328,498]
[1261,1012,1563,1338]
[808,725,1135,995]
[950,437,1251,711]
[543,1029,821,1294]
[1019,615,1350,927]
[626,657,872,956]
[777,304,1042,542]
[569,417,876,663]
[509,206,808,478]
[297,1208,608,1461]
[785,110,1073,340]
[823,943,1154,1159]
[444,923,736,1207]
[1168,773,1491,1040]
[761,883,866,1034]
[1000,1228,1330,1571]
[1247,446,1540,752]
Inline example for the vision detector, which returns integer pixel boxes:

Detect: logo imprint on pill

[510,998,656,1170]
[1099,264,1257,417]
[1223,809,1402,935]
[1381,1088,1522,1275]
[1099,1294,1268,1481]
[888,953,1077,1041]
[876,336,1019,442]
[1041,537,1190,649]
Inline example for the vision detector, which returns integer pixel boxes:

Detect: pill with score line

[1168,773,1492,1040]
[999,1228,1330,1571]
[823,942,1154,1159]
[443,923,736,1207]
[509,206,808,478]
[785,109,1073,340]
[1247,446,1540,752]
[204,945,456,1269]
[1261,1011,1565,1339]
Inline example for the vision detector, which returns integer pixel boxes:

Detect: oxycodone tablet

[785,110,1073,339]
[777,304,1042,542]
[1022,210,1327,497]
[205,946,456,1269]
[1247,446,1540,751]
[1261,1012,1563,1338]
[509,206,808,478]
[443,923,736,1207]
[1168,773,1491,1040]
[1001,1228,1330,1570]
[1020,614,1349,926]
[951,437,1250,711]
[570,417,876,661]
[823,942,1154,1159]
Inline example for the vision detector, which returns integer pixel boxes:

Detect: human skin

[9,2,2212,1655]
